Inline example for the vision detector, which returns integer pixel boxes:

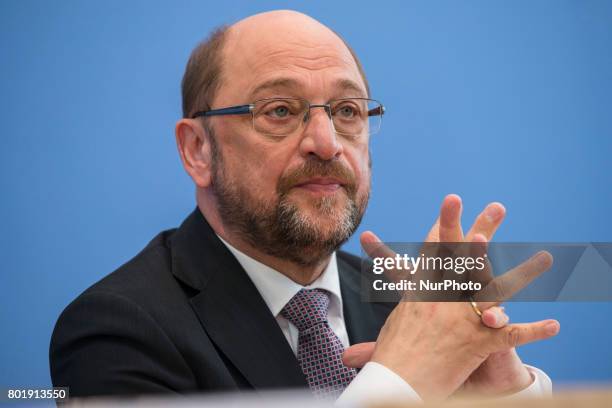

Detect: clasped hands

[343,194,560,400]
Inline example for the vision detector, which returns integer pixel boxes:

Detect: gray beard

[208,130,368,266]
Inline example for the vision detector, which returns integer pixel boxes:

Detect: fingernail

[364,232,381,243]
[495,309,509,325]
[501,313,510,325]
[545,321,560,336]
[485,204,504,222]
[534,251,553,267]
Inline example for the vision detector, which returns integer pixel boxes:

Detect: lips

[294,177,344,187]
[293,177,345,193]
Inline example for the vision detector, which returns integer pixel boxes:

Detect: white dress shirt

[218,237,552,405]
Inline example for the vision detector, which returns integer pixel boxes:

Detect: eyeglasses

[192,97,385,138]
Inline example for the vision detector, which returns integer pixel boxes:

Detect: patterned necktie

[281,288,357,399]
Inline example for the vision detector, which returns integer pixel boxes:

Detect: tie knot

[281,289,330,332]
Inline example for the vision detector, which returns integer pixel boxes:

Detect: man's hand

[344,195,560,400]
[433,195,560,396]
[364,301,557,400]
[342,307,558,396]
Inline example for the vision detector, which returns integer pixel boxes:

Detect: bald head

[181,10,369,118]
[226,10,350,62]
[229,10,338,42]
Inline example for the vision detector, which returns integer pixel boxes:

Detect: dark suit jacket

[49,209,395,397]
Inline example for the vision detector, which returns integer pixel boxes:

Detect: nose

[298,106,343,161]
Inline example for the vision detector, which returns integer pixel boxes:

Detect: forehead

[217,17,366,103]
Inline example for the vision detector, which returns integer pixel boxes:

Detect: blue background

[1,0,611,390]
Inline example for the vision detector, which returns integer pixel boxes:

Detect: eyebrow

[249,78,299,99]
[248,77,368,100]
[335,78,368,98]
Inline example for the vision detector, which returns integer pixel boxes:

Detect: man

[50,10,559,403]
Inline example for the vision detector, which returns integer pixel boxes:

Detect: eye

[272,105,289,117]
[339,106,355,117]
[334,103,360,119]
[254,99,304,121]
[264,104,293,118]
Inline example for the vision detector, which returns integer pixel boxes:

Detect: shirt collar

[217,235,343,318]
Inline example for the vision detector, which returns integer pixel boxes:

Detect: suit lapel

[169,209,307,389]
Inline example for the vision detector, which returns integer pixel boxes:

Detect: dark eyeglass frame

[191,97,386,137]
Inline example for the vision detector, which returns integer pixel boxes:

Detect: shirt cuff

[335,361,421,406]
[336,363,551,406]
[503,365,553,398]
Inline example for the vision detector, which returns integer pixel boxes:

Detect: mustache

[277,158,357,197]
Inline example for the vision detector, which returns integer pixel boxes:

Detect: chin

[294,192,347,212]
[299,208,353,235]
[305,203,349,223]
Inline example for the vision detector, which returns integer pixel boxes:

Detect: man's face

[206,14,372,265]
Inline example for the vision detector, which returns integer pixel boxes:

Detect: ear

[175,118,213,188]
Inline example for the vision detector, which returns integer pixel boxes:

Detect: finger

[360,231,412,284]
[360,231,395,259]
[476,250,554,309]
[481,306,509,329]
[494,319,560,350]
[342,342,376,369]
[466,233,494,285]
[438,194,464,243]
[425,218,440,242]
[465,202,506,242]
[439,233,488,295]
